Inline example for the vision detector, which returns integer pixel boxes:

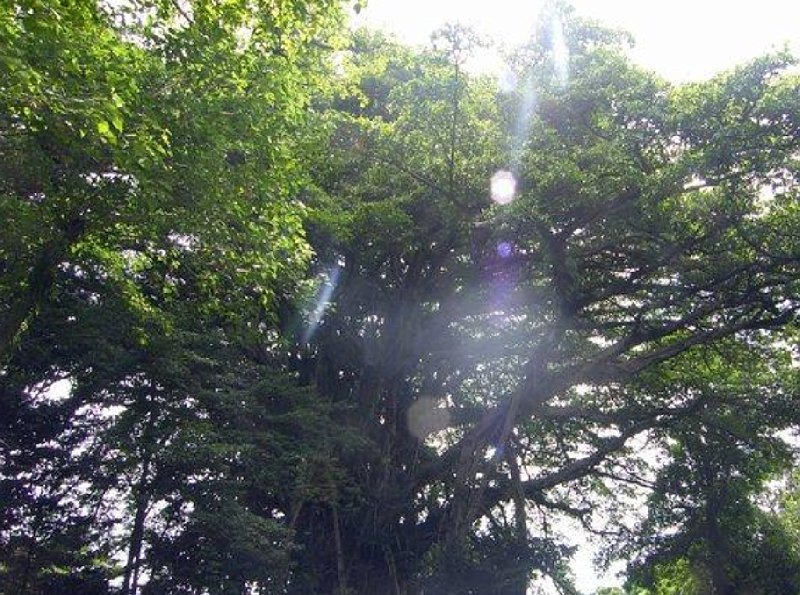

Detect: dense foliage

[2,2,800,594]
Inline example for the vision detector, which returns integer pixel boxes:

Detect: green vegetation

[2,2,800,594]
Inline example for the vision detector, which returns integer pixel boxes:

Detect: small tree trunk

[123,455,152,595]
[331,503,348,594]
[15,540,35,595]
[507,448,529,595]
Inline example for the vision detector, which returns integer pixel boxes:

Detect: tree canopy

[2,2,800,594]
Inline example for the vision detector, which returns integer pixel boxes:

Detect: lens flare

[490,170,516,204]
[496,241,513,258]
[514,77,537,152]
[302,265,341,344]
[407,397,451,442]
[498,65,518,93]
[550,15,569,86]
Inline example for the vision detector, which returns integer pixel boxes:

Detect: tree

[2,2,800,594]
[297,6,800,592]
[617,355,800,594]
[619,368,800,594]
[1,0,346,592]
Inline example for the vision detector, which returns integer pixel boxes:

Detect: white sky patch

[351,0,800,82]
[570,534,626,593]
[27,377,73,405]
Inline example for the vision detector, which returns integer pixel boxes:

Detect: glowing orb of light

[407,397,451,442]
[496,241,512,259]
[490,170,516,205]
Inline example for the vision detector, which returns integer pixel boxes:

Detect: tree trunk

[0,217,84,362]
[123,455,152,595]
[506,448,529,595]
[331,503,348,594]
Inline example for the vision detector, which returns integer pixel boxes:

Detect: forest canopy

[2,1,800,594]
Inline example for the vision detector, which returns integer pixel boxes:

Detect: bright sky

[349,1,800,592]
[352,0,800,82]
